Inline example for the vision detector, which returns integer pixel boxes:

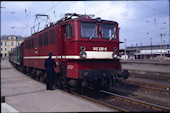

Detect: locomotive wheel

[111,73,118,86]
[101,82,110,91]
[57,77,63,89]
[103,85,109,91]
[43,73,47,83]
[43,77,46,83]
[22,66,26,74]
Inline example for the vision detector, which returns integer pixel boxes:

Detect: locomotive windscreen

[101,24,116,40]
[81,23,98,39]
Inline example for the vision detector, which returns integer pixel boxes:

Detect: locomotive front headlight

[113,47,117,52]
[80,51,87,59]
[112,52,118,59]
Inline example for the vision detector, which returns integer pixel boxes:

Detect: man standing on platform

[44,52,57,90]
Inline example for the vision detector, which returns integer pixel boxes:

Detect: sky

[1,0,169,49]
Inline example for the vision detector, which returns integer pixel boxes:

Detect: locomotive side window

[50,29,56,44]
[44,32,48,46]
[35,37,38,48]
[39,34,43,47]
[28,39,30,49]
[25,41,28,49]
[26,40,28,49]
[101,24,116,40]
[67,24,73,39]
[81,23,98,39]
[31,38,34,48]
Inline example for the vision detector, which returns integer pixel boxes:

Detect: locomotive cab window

[101,24,116,40]
[67,23,73,39]
[81,23,98,39]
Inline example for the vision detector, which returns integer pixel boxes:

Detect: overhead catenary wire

[27,2,61,26]
[134,1,169,15]
[1,1,169,45]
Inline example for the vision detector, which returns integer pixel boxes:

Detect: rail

[99,90,170,112]
[70,90,128,112]
[120,79,170,94]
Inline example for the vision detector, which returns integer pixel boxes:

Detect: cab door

[60,24,67,58]
[59,23,73,59]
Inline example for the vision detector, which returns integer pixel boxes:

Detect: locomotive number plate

[93,47,107,51]
[67,65,74,69]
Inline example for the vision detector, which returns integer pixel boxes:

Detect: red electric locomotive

[10,13,129,90]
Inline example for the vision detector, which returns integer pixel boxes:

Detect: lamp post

[169,34,170,45]
[136,43,138,59]
[160,34,163,61]
[150,38,152,58]
[163,40,165,58]
[11,27,17,48]
[163,34,166,58]
[124,39,127,60]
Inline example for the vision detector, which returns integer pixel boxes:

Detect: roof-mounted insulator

[45,24,48,28]
[80,15,91,19]
[50,22,53,27]
[96,17,101,22]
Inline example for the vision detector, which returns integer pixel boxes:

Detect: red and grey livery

[9,13,129,90]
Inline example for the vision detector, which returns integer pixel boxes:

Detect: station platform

[1,60,115,112]
[120,59,170,66]
[121,59,170,77]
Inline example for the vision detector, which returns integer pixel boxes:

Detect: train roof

[57,13,118,24]
[27,13,118,39]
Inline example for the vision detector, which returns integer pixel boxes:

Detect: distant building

[120,44,170,59]
[0,35,25,58]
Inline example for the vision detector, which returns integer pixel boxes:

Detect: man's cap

[48,52,52,56]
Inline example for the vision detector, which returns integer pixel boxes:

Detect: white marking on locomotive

[93,47,107,51]
[67,65,74,69]
[56,61,59,66]
[86,51,112,59]
[23,51,115,60]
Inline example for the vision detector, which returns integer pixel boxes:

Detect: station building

[0,35,25,58]
[120,44,170,59]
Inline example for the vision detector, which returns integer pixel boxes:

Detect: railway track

[68,89,170,112]
[130,73,170,81]
[14,65,170,111]
[99,90,170,112]
[69,90,128,112]
[120,79,170,94]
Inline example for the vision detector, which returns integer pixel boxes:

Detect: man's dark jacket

[44,57,56,72]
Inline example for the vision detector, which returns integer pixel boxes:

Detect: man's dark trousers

[46,70,54,90]
[44,54,56,90]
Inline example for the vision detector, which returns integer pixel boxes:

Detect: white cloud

[67,1,86,14]
[2,1,168,46]
[67,1,135,22]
